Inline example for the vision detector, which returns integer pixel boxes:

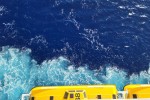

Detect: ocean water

[1,0,150,99]
[0,47,150,100]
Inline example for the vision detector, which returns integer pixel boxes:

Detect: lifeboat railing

[118,91,128,99]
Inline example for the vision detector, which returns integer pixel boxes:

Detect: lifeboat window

[50,96,54,100]
[97,95,101,99]
[133,94,137,99]
[31,97,34,100]
[113,94,116,99]
[70,94,74,98]
[64,92,69,99]
[84,92,87,98]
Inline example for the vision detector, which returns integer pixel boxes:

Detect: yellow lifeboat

[124,84,150,99]
[22,85,117,100]
[21,84,150,100]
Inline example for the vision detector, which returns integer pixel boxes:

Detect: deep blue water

[1,0,150,99]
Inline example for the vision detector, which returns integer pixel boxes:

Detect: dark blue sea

[1,0,150,99]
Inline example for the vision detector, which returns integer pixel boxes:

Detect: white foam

[0,47,150,99]
[140,15,147,18]
[135,5,147,9]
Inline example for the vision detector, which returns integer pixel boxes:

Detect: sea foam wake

[0,47,150,100]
